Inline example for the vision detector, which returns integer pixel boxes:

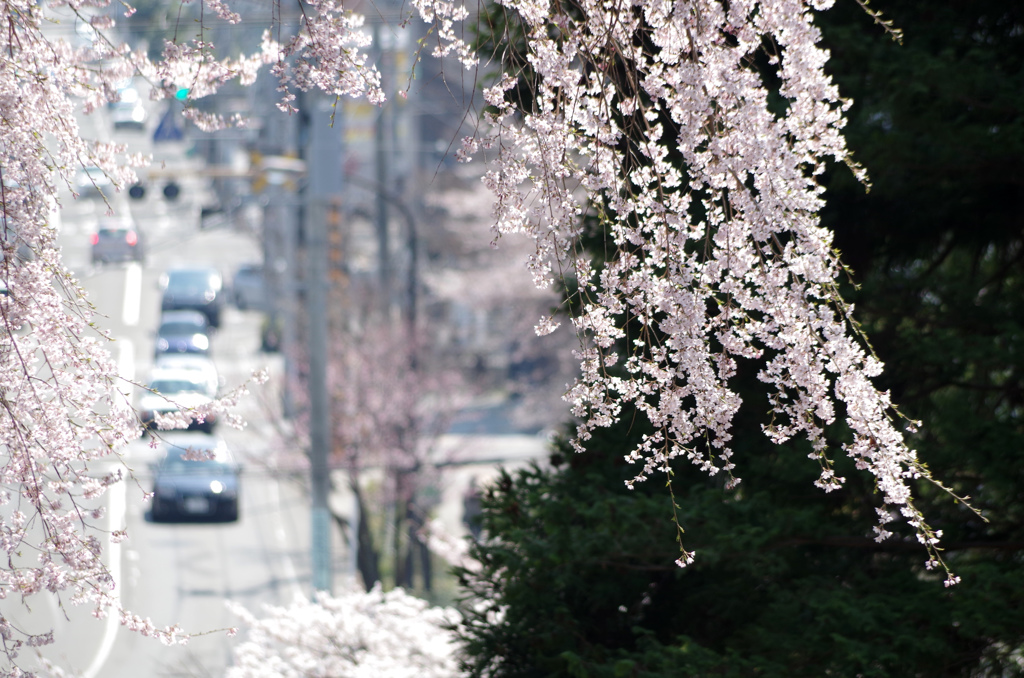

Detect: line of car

[144,266,233,522]
[142,267,226,433]
[98,256,268,523]
[139,261,269,523]
[87,79,243,524]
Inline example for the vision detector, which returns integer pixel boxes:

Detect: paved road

[11,116,349,676]
[8,60,553,674]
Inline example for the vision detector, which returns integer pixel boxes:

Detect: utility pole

[264,171,299,420]
[373,21,392,313]
[305,95,346,593]
[307,197,332,593]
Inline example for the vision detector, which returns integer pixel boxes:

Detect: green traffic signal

[174,88,188,101]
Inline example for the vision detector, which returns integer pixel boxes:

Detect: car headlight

[192,334,209,350]
[157,338,169,351]
[209,480,224,494]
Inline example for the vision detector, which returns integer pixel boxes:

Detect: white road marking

[82,478,126,678]
[79,289,134,677]
[122,262,141,327]
[269,480,304,601]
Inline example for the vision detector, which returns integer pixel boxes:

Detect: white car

[109,86,147,131]
[75,167,113,200]
[152,355,220,397]
[139,364,218,434]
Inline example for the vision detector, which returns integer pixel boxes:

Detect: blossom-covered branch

[0,0,380,666]
[415,0,975,583]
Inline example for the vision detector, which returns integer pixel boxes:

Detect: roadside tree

[0,0,992,672]
[453,1,1024,676]
[227,585,461,678]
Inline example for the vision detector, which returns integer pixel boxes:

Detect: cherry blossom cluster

[0,0,973,669]
[415,0,967,582]
[265,1,383,114]
[226,585,461,678]
[0,0,378,667]
[1,0,143,661]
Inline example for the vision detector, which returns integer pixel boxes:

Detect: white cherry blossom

[0,0,975,669]
[413,0,974,580]
[226,585,461,678]
[0,0,378,667]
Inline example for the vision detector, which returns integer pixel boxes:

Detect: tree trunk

[394,497,413,589]
[350,477,381,591]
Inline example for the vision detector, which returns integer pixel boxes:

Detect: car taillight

[90,233,99,246]
[125,230,138,246]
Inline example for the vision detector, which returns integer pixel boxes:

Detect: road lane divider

[79,323,138,675]
[122,262,141,327]
[268,480,304,601]
[82,476,126,678]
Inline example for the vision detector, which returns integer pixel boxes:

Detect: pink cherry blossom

[0,0,974,669]
[413,0,975,582]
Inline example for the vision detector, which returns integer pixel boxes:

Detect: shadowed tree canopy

[454,2,1024,676]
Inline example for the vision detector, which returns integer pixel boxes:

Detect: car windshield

[79,168,109,183]
[159,322,204,334]
[150,379,205,394]
[159,455,233,475]
[167,271,216,289]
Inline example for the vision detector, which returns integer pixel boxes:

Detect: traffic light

[174,88,188,102]
[163,182,180,201]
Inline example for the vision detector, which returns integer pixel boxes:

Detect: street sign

[152,107,184,143]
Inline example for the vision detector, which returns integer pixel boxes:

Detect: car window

[149,378,205,394]
[159,456,232,475]
[159,321,206,334]
[167,270,219,290]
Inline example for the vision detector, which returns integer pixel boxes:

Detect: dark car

[91,218,145,264]
[155,310,210,357]
[150,437,239,522]
[160,267,225,327]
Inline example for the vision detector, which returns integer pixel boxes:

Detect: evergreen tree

[456,2,1024,676]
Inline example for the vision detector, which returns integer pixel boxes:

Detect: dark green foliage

[821,0,1024,551]
[456,1,1024,676]
[457,409,1024,676]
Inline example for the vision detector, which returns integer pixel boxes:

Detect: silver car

[231,263,266,311]
[91,218,145,264]
[75,167,113,200]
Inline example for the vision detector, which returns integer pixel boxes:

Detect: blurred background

[22,1,575,675]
